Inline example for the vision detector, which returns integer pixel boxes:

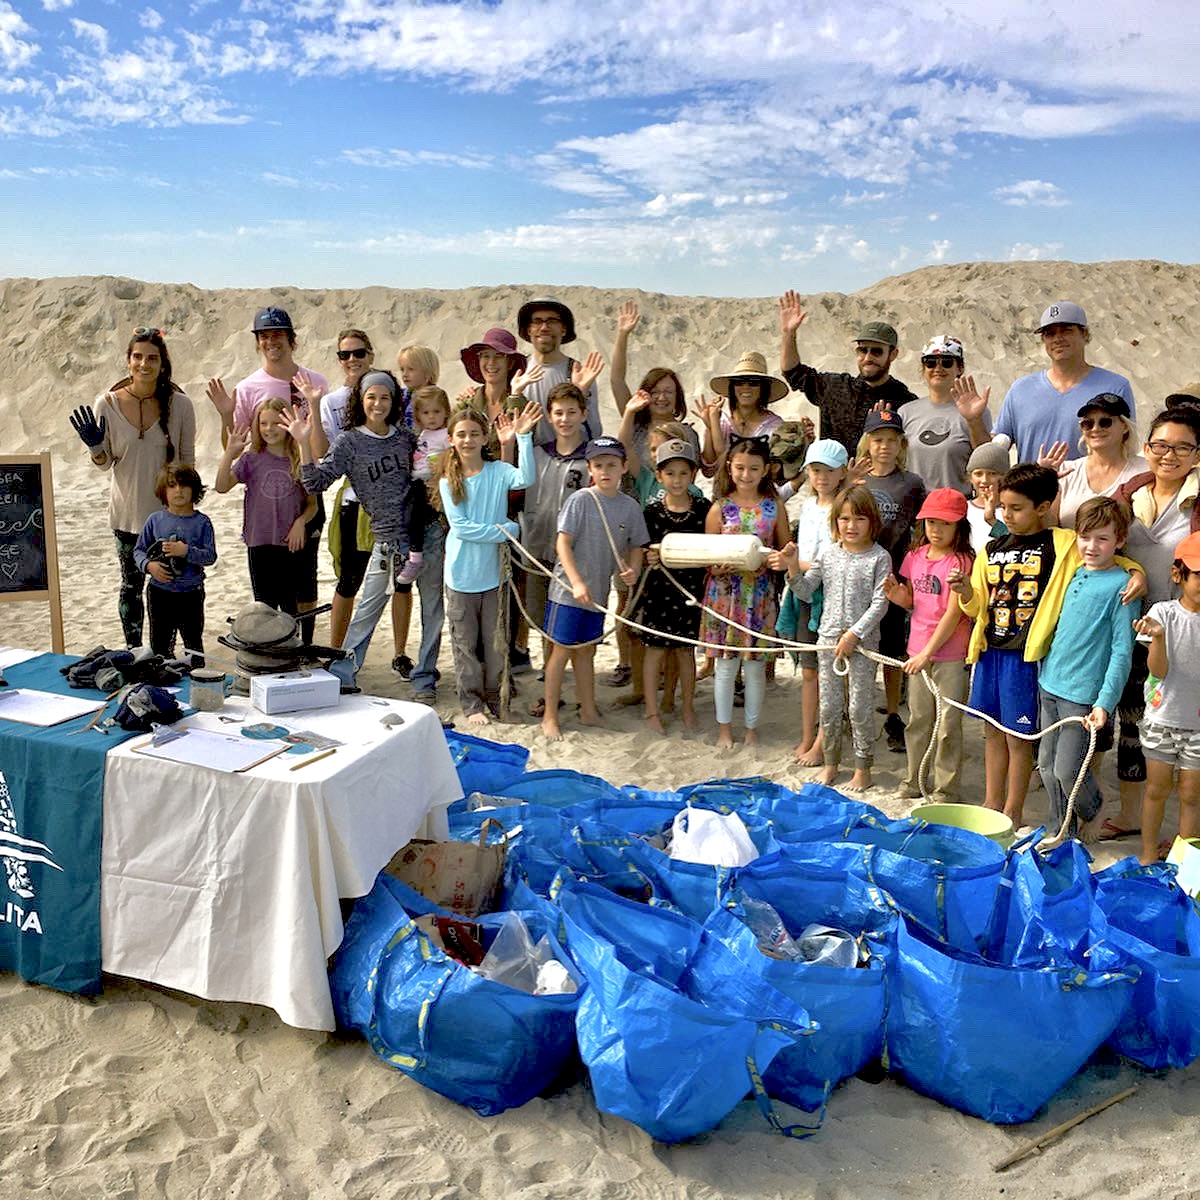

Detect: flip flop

[1096,818,1141,841]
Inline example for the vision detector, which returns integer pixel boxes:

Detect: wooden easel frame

[0,454,64,653]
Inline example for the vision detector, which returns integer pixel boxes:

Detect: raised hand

[951,375,991,422]
[282,404,312,445]
[510,362,544,396]
[627,389,652,413]
[882,573,908,605]
[572,351,606,393]
[616,301,640,335]
[846,455,872,484]
[455,385,476,404]
[779,290,808,336]
[1036,440,1071,476]
[69,405,106,449]
[799,415,816,443]
[291,372,323,414]
[223,425,250,459]
[512,399,544,437]
[691,395,723,427]
[205,378,234,420]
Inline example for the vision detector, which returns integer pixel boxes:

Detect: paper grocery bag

[386,818,507,916]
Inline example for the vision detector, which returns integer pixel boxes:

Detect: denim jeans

[1037,689,1102,835]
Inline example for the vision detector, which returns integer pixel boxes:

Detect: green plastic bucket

[910,802,1014,849]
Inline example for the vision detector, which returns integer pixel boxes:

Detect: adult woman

[458,327,542,460]
[1044,394,1148,529]
[69,328,196,647]
[700,351,787,475]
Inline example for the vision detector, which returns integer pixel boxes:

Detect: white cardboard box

[1167,836,1200,899]
[250,668,341,715]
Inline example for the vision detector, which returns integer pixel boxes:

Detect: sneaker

[608,665,632,688]
[394,553,424,586]
[392,654,414,679]
[884,713,906,753]
[509,648,533,675]
[412,689,436,704]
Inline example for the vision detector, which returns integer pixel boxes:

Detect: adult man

[206,307,330,639]
[778,289,918,455]
[517,297,605,443]
[993,301,1135,463]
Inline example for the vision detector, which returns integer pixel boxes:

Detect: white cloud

[839,190,890,206]
[341,147,493,171]
[261,171,339,191]
[994,179,1070,207]
[40,0,72,10]
[141,8,164,31]
[1008,242,1065,261]
[644,192,705,215]
[68,18,106,53]
[0,2,38,70]
[928,239,952,263]
[712,191,789,208]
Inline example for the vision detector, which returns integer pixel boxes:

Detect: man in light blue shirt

[993,301,1135,463]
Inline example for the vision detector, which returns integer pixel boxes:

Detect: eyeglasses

[921,355,958,369]
[528,317,563,328]
[1147,440,1198,458]
[1079,416,1115,431]
[855,345,887,358]
[336,348,369,361]
[133,327,162,339]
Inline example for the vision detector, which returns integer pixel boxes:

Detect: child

[701,435,791,749]
[395,344,439,428]
[1133,531,1200,864]
[133,465,216,660]
[215,397,316,616]
[952,464,1144,825]
[884,488,974,802]
[965,442,1008,552]
[782,486,891,791]
[636,438,712,733]
[440,403,541,726]
[519,382,591,706]
[541,436,648,740]
[785,439,849,766]
[858,407,926,753]
[289,370,418,692]
[1036,497,1137,837]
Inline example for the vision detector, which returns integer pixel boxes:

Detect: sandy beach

[1,264,1198,1199]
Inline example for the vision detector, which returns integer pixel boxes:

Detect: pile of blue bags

[329,728,1200,1141]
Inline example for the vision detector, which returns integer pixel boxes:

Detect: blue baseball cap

[803,438,849,469]
[584,436,626,461]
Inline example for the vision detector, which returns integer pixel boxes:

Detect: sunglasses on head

[133,326,162,339]
[336,347,369,361]
[1079,415,1115,431]
[922,355,958,369]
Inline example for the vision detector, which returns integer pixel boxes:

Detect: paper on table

[0,688,106,727]
[0,647,41,671]
[134,728,291,773]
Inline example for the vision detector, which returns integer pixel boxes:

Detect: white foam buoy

[657,533,768,572]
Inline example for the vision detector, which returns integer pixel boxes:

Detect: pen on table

[289,747,337,771]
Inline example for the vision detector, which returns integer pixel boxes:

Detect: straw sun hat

[709,351,789,403]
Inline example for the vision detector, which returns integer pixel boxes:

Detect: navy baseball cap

[584,436,626,461]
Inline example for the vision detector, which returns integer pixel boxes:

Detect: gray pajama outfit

[792,542,891,767]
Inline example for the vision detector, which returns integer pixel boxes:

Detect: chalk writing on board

[0,465,48,594]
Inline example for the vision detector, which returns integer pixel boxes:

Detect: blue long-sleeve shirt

[1038,564,1138,715]
[440,433,537,592]
[134,509,217,592]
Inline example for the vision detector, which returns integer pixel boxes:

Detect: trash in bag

[796,924,858,968]
[473,911,577,996]
[670,805,759,867]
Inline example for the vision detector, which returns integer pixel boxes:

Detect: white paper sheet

[134,728,290,773]
[0,647,41,670]
[0,688,105,726]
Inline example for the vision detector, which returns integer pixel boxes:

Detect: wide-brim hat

[460,327,527,384]
[709,352,788,404]
[517,297,576,344]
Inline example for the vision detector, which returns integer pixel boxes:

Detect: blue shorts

[544,601,604,647]
[969,648,1039,733]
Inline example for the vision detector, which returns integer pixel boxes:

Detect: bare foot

[661,694,676,714]
[792,739,815,764]
[615,692,646,708]
[797,746,825,768]
[845,768,872,793]
[816,763,839,786]
[716,724,734,749]
[645,712,666,735]
[578,709,606,728]
[541,716,563,741]
[680,705,699,732]
[744,728,759,748]
[466,711,490,727]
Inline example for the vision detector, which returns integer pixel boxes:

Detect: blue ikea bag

[495,768,622,809]
[706,858,896,1117]
[885,915,1136,1124]
[330,873,583,1116]
[1095,858,1200,1068]
[553,879,816,1142]
[442,729,529,796]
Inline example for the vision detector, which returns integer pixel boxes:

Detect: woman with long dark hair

[70,327,196,647]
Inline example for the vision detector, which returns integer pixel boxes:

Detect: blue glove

[70,405,107,449]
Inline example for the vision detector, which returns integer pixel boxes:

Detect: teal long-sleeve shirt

[440,433,536,593]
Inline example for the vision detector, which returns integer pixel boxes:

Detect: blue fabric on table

[0,653,138,994]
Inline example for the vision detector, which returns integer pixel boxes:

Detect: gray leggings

[446,587,501,716]
[818,646,876,767]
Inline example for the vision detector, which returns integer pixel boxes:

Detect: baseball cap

[584,436,626,461]
[1166,381,1200,409]
[1175,532,1200,571]
[1076,393,1131,419]
[854,321,898,348]
[654,438,697,468]
[967,443,1010,475]
[862,407,904,436]
[917,488,968,523]
[252,306,294,333]
[920,335,964,361]
[1036,301,1087,332]
[803,438,849,469]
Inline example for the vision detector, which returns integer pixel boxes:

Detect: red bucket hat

[460,327,528,384]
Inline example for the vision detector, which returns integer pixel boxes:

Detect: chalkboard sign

[0,455,64,652]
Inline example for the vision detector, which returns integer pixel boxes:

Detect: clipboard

[133,727,291,773]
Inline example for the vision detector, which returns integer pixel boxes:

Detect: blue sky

[2,0,1199,295]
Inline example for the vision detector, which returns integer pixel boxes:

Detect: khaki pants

[902,660,968,800]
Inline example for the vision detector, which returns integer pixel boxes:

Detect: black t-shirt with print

[983,529,1056,651]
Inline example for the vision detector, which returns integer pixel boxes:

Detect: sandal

[528,698,564,718]
[1096,818,1141,841]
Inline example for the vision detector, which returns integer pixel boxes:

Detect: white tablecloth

[99,694,462,1030]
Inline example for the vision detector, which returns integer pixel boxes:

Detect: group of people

[70,292,1200,864]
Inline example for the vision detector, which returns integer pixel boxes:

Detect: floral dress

[699,498,779,658]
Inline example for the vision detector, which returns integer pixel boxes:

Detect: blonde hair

[397,345,440,386]
[412,385,451,427]
[250,397,300,478]
[1078,413,1137,461]
[442,408,489,506]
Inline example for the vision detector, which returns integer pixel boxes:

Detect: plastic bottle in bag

[738,896,805,961]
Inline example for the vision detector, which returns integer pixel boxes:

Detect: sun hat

[460,327,527,384]
[1076,393,1131,419]
[803,438,849,470]
[853,321,898,348]
[584,435,626,461]
[863,407,904,436]
[709,352,789,403]
[654,438,698,468]
[917,488,969,523]
[966,443,1010,475]
[920,335,965,361]
[252,306,293,333]
[1175,532,1200,571]
[769,421,811,479]
[517,297,576,344]
[1035,301,1087,332]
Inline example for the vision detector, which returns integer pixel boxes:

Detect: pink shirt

[900,545,972,662]
[233,366,330,430]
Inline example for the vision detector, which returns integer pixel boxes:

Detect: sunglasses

[1079,415,1114,431]
[921,355,958,369]
[133,326,162,339]
[855,345,888,358]
[336,347,370,361]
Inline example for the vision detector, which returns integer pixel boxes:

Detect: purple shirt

[232,450,307,547]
